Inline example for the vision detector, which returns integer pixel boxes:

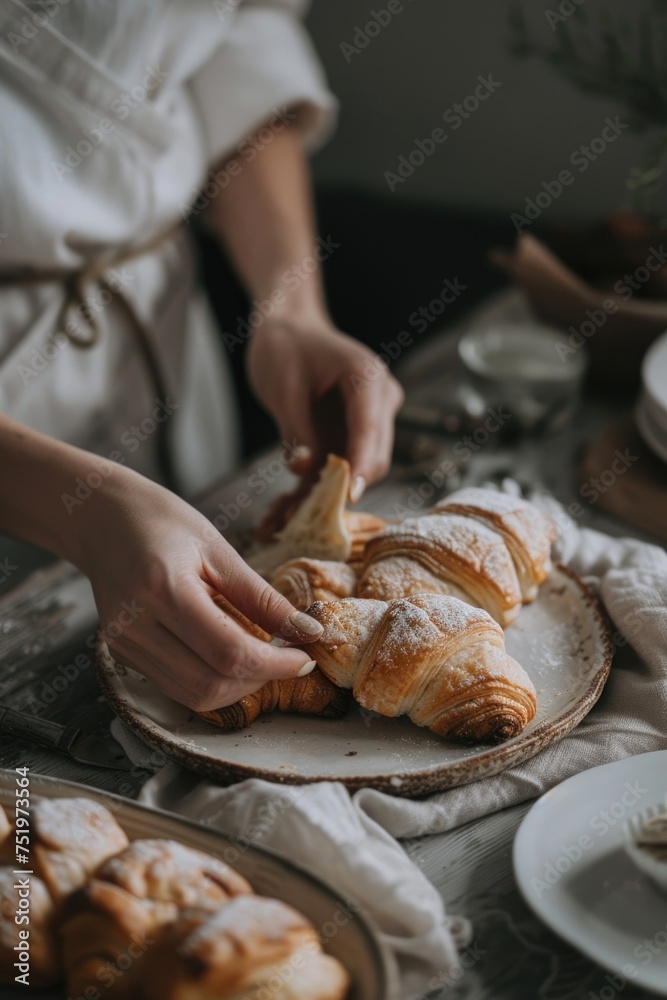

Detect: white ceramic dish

[637,392,667,464]
[98,565,613,797]
[624,802,667,895]
[514,751,667,996]
[0,769,397,1000]
[637,330,667,463]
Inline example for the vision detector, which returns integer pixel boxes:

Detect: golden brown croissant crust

[357,514,523,626]
[61,881,349,1000]
[271,557,359,610]
[29,797,130,903]
[305,593,537,743]
[199,671,351,732]
[61,879,181,1000]
[432,487,558,600]
[200,594,350,731]
[1,794,349,1000]
[94,839,252,909]
[140,895,350,1000]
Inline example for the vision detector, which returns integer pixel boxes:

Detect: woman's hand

[0,416,322,714]
[247,313,404,502]
[77,469,322,713]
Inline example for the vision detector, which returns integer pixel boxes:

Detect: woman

[0,0,402,712]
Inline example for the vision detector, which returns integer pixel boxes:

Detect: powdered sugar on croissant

[432,487,558,600]
[357,514,523,626]
[271,558,359,611]
[305,594,537,743]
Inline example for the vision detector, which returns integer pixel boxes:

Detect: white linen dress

[0,0,336,495]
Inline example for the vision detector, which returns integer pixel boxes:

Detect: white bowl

[623,801,667,894]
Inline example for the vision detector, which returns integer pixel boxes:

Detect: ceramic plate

[0,770,396,1000]
[98,565,613,797]
[514,751,667,995]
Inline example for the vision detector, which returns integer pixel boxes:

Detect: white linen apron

[0,0,336,495]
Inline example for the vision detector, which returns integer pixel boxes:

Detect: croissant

[94,839,252,909]
[61,879,179,1000]
[271,558,359,610]
[305,594,537,742]
[199,671,351,732]
[28,797,129,903]
[343,509,387,561]
[249,455,386,577]
[197,596,350,731]
[432,488,558,600]
[357,514,523,626]
[0,867,61,989]
[140,895,350,1000]
[248,455,353,577]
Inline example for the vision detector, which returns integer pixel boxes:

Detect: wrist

[253,295,334,336]
[255,269,328,322]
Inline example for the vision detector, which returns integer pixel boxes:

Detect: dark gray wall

[306,0,652,221]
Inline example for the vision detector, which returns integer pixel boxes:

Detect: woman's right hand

[0,415,321,712]
[75,470,323,712]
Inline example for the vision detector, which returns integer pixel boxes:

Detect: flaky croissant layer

[304,594,537,743]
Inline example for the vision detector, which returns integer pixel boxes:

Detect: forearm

[0,414,133,570]
[205,119,327,319]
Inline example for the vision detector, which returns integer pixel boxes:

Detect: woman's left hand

[247,313,404,502]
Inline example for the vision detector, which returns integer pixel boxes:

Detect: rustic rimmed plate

[0,770,397,1000]
[97,565,613,797]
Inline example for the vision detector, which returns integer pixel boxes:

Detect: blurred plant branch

[509,1,667,218]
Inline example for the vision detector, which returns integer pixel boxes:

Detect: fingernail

[270,636,289,647]
[289,610,323,636]
[290,445,311,464]
[349,475,366,504]
[297,659,317,677]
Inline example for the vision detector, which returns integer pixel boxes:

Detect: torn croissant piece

[342,510,388,560]
[140,895,350,1000]
[94,839,252,910]
[200,672,351,732]
[357,514,523,626]
[305,594,537,743]
[61,879,179,1000]
[199,595,350,731]
[432,488,558,601]
[28,797,129,903]
[248,455,353,577]
[0,867,61,989]
[271,558,359,611]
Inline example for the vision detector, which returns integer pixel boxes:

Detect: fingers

[274,375,318,473]
[109,624,312,713]
[159,578,319,683]
[204,546,323,642]
[341,366,404,497]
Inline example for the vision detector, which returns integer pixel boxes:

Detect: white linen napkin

[113,493,667,999]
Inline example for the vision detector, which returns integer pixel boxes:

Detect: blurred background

[202,0,667,545]
[306,0,653,219]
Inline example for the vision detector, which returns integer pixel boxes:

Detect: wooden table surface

[0,370,663,1000]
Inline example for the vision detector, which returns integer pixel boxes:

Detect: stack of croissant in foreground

[200,456,558,744]
[0,797,349,998]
